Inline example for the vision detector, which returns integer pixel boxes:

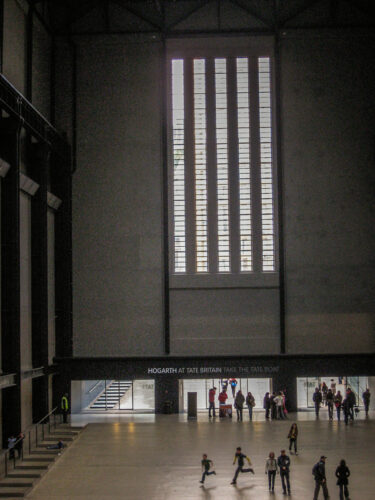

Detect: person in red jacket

[208,387,217,418]
[218,388,230,417]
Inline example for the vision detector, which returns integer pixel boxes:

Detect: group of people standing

[209,386,256,420]
[209,385,290,421]
[263,391,288,420]
[200,445,351,499]
[313,384,371,424]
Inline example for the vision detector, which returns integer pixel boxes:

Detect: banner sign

[147,365,280,375]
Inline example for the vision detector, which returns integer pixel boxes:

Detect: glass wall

[84,380,155,411]
[181,378,272,411]
[297,376,368,409]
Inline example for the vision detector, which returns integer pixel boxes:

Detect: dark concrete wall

[72,38,164,357]
[281,34,375,353]
[70,32,375,358]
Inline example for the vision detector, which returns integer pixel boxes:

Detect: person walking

[321,382,328,406]
[229,378,238,398]
[312,456,329,500]
[235,390,245,421]
[330,379,336,394]
[200,454,216,484]
[287,423,298,455]
[265,451,278,492]
[342,397,350,425]
[208,386,216,418]
[231,447,254,485]
[246,392,255,421]
[362,388,370,417]
[334,390,343,420]
[326,389,334,420]
[346,388,356,420]
[313,388,322,417]
[335,459,350,500]
[264,392,271,420]
[61,393,69,424]
[277,449,291,496]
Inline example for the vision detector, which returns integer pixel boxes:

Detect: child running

[231,447,254,485]
[200,454,216,484]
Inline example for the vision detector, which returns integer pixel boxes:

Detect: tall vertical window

[193,59,208,272]
[236,57,252,272]
[215,58,230,272]
[258,57,275,271]
[170,55,276,276]
[172,60,186,273]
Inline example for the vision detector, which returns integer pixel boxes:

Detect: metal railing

[1,407,63,478]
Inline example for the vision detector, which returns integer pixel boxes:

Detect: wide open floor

[29,412,375,499]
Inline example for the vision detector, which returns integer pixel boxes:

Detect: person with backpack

[208,387,216,418]
[265,451,278,492]
[335,459,350,499]
[231,447,254,485]
[277,449,291,495]
[312,456,330,500]
[287,423,298,455]
[313,388,322,417]
[199,453,216,484]
[246,392,255,421]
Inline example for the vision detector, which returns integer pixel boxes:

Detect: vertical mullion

[227,57,240,274]
[249,57,262,273]
[206,58,218,274]
[184,59,195,274]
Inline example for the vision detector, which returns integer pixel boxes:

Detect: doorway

[179,378,272,411]
[297,376,368,409]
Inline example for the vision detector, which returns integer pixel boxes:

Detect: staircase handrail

[1,406,62,477]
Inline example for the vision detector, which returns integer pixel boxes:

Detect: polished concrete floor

[28,411,374,499]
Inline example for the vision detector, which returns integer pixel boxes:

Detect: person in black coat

[313,388,322,417]
[312,456,329,500]
[346,388,356,420]
[277,450,291,495]
[326,389,334,419]
[362,388,370,417]
[263,392,271,419]
[335,459,350,500]
[342,397,350,425]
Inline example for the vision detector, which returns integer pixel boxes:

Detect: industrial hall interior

[0,0,374,499]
